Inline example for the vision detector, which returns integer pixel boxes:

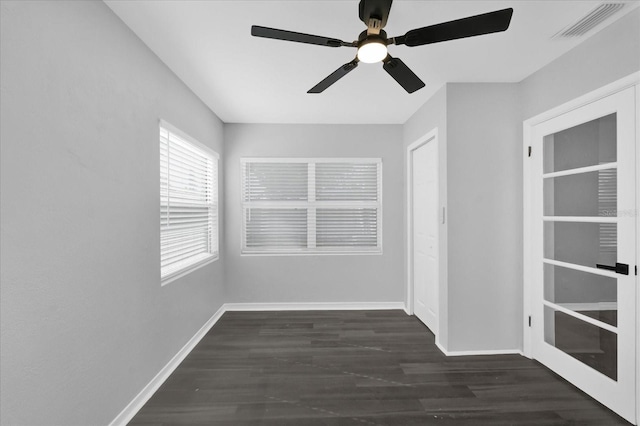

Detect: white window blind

[160,122,218,283]
[241,158,382,254]
[598,167,616,253]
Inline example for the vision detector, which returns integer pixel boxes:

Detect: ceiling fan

[251,0,513,94]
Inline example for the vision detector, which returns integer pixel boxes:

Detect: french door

[530,86,636,423]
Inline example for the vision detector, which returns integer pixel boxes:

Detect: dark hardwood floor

[130,310,629,425]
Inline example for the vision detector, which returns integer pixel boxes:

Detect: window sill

[240,250,382,257]
[161,254,218,286]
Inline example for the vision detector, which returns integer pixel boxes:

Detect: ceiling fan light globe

[357,41,387,63]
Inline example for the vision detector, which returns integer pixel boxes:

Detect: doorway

[524,82,637,423]
[407,129,439,335]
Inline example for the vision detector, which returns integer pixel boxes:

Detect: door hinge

[528,146,532,157]
[528,316,532,327]
[636,265,637,276]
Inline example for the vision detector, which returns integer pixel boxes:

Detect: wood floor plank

[129,310,630,425]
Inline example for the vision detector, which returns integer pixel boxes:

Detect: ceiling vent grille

[553,3,625,38]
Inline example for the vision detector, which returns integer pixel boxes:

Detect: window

[241,158,382,254]
[160,121,218,284]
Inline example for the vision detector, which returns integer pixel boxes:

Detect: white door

[411,136,438,334]
[530,87,636,423]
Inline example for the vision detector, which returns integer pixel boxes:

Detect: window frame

[160,120,219,285]
[241,157,383,256]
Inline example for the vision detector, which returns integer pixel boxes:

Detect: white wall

[0,1,225,425]
[224,124,404,304]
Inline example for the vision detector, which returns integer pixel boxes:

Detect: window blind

[316,162,379,201]
[243,162,308,201]
[241,159,382,254]
[598,167,616,253]
[160,123,218,281]
[316,208,378,247]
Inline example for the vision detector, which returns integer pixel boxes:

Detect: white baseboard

[224,302,406,311]
[108,305,226,426]
[436,340,523,357]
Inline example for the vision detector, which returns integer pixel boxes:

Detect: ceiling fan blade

[395,8,513,47]
[359,0,393,30]
[251,26,352,48]
[308,59,359,93]
[382,56,425,93]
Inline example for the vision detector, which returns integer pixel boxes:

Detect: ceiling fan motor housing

[358,29,388,46]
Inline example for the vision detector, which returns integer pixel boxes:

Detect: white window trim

[241,157,383,256]
[160,120,220,161]
[160,120,219,286]
[161,255,217,287]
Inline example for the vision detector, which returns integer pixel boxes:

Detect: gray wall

[0,1,225,425]
[521,8,640,120]
[446,83,522,352]
[403,84,522,353]
[224,124,404,304]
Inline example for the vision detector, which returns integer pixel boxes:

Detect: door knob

[596,263,629,275]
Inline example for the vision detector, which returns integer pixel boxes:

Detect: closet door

[411,137,438,334]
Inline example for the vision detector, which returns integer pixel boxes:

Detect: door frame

[406,128,440,329]
[522,72,639,422]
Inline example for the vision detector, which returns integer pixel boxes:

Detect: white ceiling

[104,0,637,124]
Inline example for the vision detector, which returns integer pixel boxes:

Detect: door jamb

[406,128,439,321]
[635,82,640,426]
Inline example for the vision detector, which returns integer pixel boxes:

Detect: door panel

[531,87,636,423]
[544,305,618,380]
[543,168,617,217]
[542,113,617,173]
[543,221,617,268]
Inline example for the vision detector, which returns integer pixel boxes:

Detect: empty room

[1,0,639,425]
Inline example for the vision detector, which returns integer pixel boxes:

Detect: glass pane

[316,162,378,201]
[316,208,378,248]
[244,208,307,249]
[544,222,617,268]
[543,169,617,217]
[544,264,617,327]
[543,113,616,173]
[243,163,308,201]
[544,306,617,380]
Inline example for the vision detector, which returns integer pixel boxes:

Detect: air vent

[553,3,625,38]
